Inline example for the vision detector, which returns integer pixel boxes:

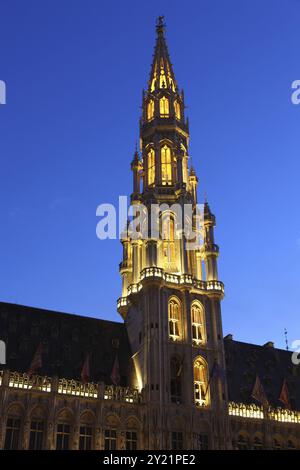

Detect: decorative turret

[202,201,219,281]
[131,146,142,201]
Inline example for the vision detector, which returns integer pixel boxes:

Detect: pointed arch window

[194,357,209,407]
[161,144,172,184]
[191,301,206,346]
[174,100,181,120]
[147,100,154,121]
[147,148,155,186]
[168,297,182,341]
[162,214,177,271]
[170,357,182,403]
[160,96,169,117]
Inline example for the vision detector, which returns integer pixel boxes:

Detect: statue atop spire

[156,15,166,36]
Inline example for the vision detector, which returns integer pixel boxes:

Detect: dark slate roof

[224,337,300,411]
[1,301,300,409]
[0,302,133,386]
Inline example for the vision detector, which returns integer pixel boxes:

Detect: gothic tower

[117,17,230,450]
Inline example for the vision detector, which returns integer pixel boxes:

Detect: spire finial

[156,16,166,36]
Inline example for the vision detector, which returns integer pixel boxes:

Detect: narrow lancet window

[161,144,172,184]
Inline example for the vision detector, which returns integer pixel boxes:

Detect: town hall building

[0,18,299,450]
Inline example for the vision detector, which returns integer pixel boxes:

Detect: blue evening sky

[0,0,299,349]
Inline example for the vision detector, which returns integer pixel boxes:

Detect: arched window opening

[160,96,169,117]
[147,148,155,186]
[162,214,177,271]
[174,100,181,120]
[4,417,21,450]
[191,302,205,345]
[79,412,95,450]
[161,144,172,184]
[104,429,117,450]
[126,431,138,450]
[194,357,209,407]
[4,405,23,450]
[56,423,71,450]
[29,420,44,450]
[168,297,182,341]
[147,100,154,121]
[79,426,93,450]
[56,410,73,450]
[170,357,182,404]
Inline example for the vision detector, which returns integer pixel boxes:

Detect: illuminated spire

[148,16,177,93]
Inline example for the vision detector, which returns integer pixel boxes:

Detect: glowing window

[160,96,169,117]
[162,215,176,271]
[191,302,205,345]
[147,148,155,186]
[161,144,172,184]
[194,357,209,407]
[174,100,181,120]
[168,297,182,341]
[147,100,154,121]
